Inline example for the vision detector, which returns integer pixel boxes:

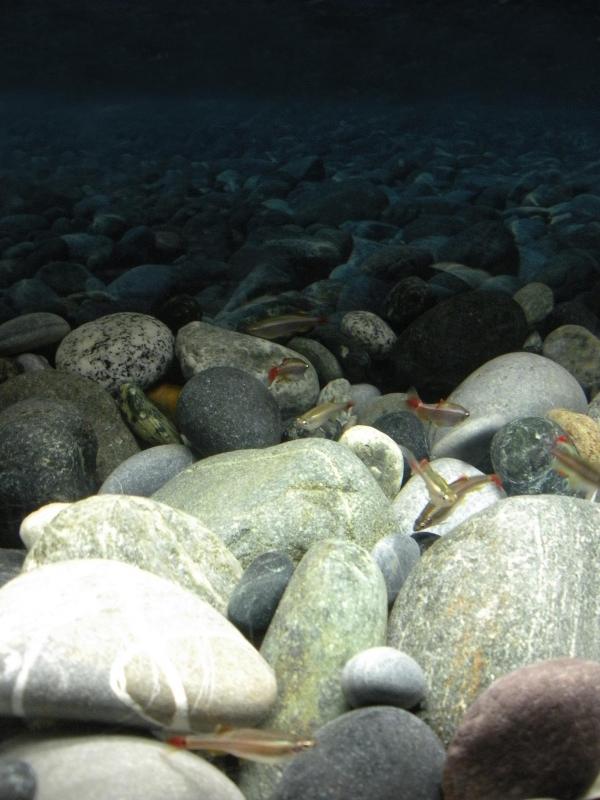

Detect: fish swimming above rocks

[550,434,600,501]
[166,726,315,763]
[245,312,326,340]
[414,472,503,531]
[404,388,470,427]
[406,450,458,509]
[295,399,354,431]
[268,356,310,384]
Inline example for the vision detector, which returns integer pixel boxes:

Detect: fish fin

[267,367,278,384]
[490,474,503,489]
[405,387,421,409]
[167,735,187,748]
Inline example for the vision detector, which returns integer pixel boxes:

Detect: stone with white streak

[0,559,276,730]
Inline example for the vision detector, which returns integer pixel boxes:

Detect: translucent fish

[414,473,503,531]
[405,388,470,427]
[550,434,600,501]
[245,313,326,340]
[166,726,315,763]
[295,400,354,431]
[268,356,310,384]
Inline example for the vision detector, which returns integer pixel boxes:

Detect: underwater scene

[0,0,600,798]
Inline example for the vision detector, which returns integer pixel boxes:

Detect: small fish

[295,400,354,432]
[245,313,326,340]
[406,451,458,509]
[550,434,600,501]
[146,382,182,422]
[268,356,310,385]
[118,383,181,446]
[414,473,503,531]
[166,726,315,763]
[404,388,470,427]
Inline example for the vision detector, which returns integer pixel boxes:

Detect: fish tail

[268,367,279,384]
[490,474,503,488]
[405,388,421,409]
[167,735,187,748]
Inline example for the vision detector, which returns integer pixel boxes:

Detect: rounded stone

[370,534,420,605]
[55,312,174,393]
[0,313,71,357]
[512,282,554,328]
[338,424,405,500]
[542,324,600,393]
[271,705,445,800]
[340,310,397,357]
[176,366,282,457]
[443,658,600,800]
[98,443,195,496]
[227,551,294,639]
[342,646,427,709]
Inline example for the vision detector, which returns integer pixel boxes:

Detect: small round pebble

[227,551,294,638]
[0,759,37,800]
[340,310,397,357]
[338,425,404,500]
[542,324,600,394]
[370,534,420,604]
[342,646,427,709]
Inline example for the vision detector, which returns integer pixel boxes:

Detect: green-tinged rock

[238,538,388,800]
[153,439,398,568]
[388,495,600,746]
[23,494,242,614]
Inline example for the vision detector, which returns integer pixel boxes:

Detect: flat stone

[271,706,445,800]
[338,424,405,500]
[430,352,588,471]
[443,658,600,800]
[55,312,174,393]
[0,733,244,800]
[0,313,71,357]
[0,559,276,730]
[388,495,600,746]
[98,444,196,496]
[238,539,388,800]
[153,438,398,568]
[22,494,242,614]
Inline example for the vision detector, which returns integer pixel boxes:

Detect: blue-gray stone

[370,534,420,605]
[271,705,445,800]
[342,646,427,709]
[98,444,195,496]
[0,759,36,800]
[227,551,294,639]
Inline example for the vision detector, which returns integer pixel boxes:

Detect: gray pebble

[342,646,427,709]
[227,551,294,638]
[370,534,420,605]
[0,759,36,800]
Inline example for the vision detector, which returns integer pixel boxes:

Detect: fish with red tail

[405,449,458,509]
[295,399,354,432]
[268,356,310,385]
[550,434,600,501]
[414,472,503,531]
[404,388,470,427]
[166,726,315,763]
[245,312,326,340]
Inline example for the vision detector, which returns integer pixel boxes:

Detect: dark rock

[371,411,429,463]
[292,179,389,227]
[384,276,437,330]
[411,531,441,552]
[36,261,103,296]
[443,658,600,800]
[540,299,600,338]
[152,293,203,332]
[227,551,294,639]
[272,705,445,800]
[0,398,98,547]
[0,759,37,800]
[176,366,282,457]
[437,220,520,275]
[387,290,529,396]
[357,244,434,282]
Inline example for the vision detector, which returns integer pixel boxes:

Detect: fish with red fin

[404,388,470,427]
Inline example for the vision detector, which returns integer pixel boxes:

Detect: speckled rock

[0,733,245,800]
[443,658,600,800]
[238,539,388,800]
[287,336,343,384]
[55,312,174,393]
[512,282,554,328]
[388,495,600,746]
[340,311,397,357]
[0,758,36,800]
[542,324,600,394]
[430,352,589,471]
[98,443,196,496]
[490,417,568,496]
[0,559,276,729]
[0,398,98,548]
[392,457,505,535]
[338,424,404,500]
[0,369,139,481]
[370,534,420,605]
[19,503,69,549]
[176,366,282,457]
[22,494,242,614]
[342,646,427,710]
[271,706,446,800]
[227,551,294,639]
[153,438,398,568]
[546,408,600,468]
[175,321,320,419]
[0,313,71,357]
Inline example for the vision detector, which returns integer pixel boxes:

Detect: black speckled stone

[0,398,98,547]
[490,416,568,496]
[272,705,445,800]
[227,551,294,639]
[371,411,429,464]
[176,366,282,457]
[0,759,37,800]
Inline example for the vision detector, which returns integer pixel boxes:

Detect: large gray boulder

[388,495,600,746]
[153,438,398,567]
